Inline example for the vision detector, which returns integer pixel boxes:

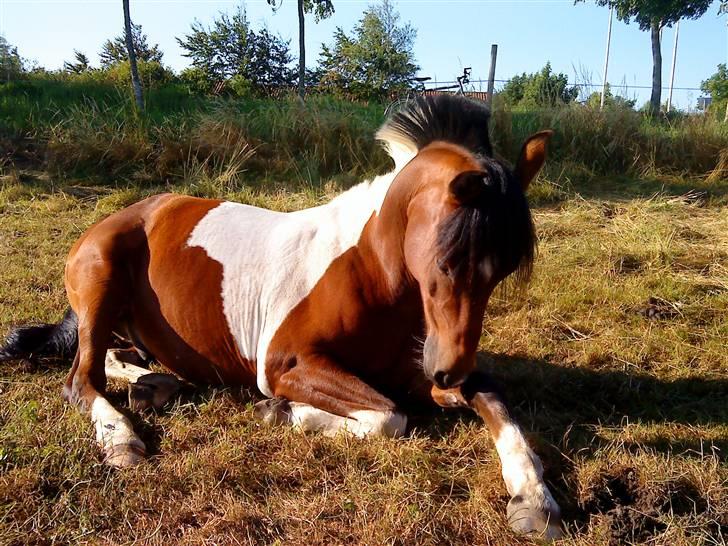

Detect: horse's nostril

[433,371,451,389]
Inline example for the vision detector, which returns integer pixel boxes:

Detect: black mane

[436,159,536,287]
[382,94,493,158]
[382,95,535,287]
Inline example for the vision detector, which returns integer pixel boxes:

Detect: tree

[248,28,296,93]
[701,64,728,102]
[177,7,252,82]
[585,84,636,109]
[100,22,163,67]
[576,1,712,115]
[0,35,24,82]
[177,6,295,95]
[64,50,91,74]
[501,63,579,107]
[318,0,418,101]
[701,63,728,120]
[122,0,144,112]
[267,0,334,100]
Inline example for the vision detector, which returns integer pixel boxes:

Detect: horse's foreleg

[257,354,407,438]
[431,373,563,541]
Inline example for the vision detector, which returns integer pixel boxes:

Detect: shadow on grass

[406,350,727,535]
[476,352,727,450]
[564,173,728,204]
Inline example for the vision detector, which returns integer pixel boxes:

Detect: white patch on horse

[349,409,407,438]
[489,412,559,515]
[104,349,153,383]
[187,171,400,397]
[90,397,145,462]
[288,403,406,438]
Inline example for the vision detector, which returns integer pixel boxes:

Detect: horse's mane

[376,94,493,168]
[377,95,535,288]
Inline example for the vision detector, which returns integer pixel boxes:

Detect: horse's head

[378,96,551,389]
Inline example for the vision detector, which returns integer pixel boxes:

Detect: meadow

[0,80,726,545]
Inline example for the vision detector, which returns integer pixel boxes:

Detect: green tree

[318,0,418,102]
[701,64,728,102]
[64,50,91,74]
[267,0,334,100]
[701,63,728,120]
[100,22,163,68]
[248,28,295,93]
[585,83,636,109]
[177,6,294,95]
[576,0,712,115]
[177,7,252,81]
[0,35,24,82]
[501,63,578,107]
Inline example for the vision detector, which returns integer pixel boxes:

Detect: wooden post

[667,21,679,113]
[600,6,614,109]
[487,44,498,106]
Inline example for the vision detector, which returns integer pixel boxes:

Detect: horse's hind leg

[62,270,146,467]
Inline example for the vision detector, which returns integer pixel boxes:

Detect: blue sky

[2,0,726,109]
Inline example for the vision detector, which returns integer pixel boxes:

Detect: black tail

[0,308,78,362]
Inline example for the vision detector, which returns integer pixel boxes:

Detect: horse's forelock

[436,156,536,289]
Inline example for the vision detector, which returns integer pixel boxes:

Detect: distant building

[697,96,712,111]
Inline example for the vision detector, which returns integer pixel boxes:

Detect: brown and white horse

[2,96,561,539]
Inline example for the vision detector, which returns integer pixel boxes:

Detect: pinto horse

[1,95,562,539]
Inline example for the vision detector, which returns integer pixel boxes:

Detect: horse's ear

[515,130,553,191]
[449,170,488,205]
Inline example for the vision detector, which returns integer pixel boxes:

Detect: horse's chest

[187,202,357,395]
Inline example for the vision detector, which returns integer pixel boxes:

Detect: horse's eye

[438,262,454,280]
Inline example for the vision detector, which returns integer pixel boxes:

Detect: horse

[1,95,562,540]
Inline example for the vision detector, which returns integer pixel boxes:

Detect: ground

[0,171,726,545]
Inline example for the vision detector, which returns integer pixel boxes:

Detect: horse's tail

[0,308,78,362]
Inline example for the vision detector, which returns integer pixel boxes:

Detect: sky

[1,0,726,110]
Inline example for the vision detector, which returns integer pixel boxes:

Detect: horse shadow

[406,350,727,533]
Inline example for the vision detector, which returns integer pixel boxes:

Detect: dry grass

[0,170,726,545]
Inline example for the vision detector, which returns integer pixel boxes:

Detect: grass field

[1,86,727,545]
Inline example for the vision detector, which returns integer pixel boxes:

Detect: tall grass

[490,98,728,178]
[1,79,726,186]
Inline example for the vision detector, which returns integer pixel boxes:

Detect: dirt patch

[634,297,681,321]
[611,254,645,275]
[581,467,713,545]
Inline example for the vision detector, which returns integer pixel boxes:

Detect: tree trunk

[123,0,144,112]
[297,0,305,101]
[649,19,662,116]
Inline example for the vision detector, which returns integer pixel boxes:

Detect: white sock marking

[90,397,144,451]
[287,403,406,438]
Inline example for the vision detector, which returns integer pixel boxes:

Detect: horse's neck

[301,168,415,304]
[352,173,416,304]
[309,171,396,238]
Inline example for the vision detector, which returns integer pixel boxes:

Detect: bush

[73,60,175,90]
[179,67,213,95]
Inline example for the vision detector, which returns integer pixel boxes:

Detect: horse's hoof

[103,442,146,468]
[253,397,291,426]
[507,494,564,541]
[128,373,182,412]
